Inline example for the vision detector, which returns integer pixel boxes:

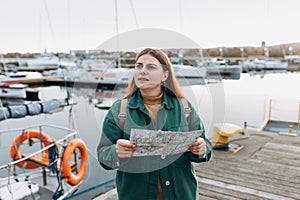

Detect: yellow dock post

[288,124,293,134]
[268,99,272,122]
[297,102,300,127]
[244,121,247,130]
[288,125,293,134]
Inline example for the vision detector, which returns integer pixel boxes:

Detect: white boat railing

[0,124,78,170]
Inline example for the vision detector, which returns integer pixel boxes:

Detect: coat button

[161,154,166,159]
[165,181,170,186]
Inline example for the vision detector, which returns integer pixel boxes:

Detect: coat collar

[128,89,175,110]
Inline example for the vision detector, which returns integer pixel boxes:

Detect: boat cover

[0,98,70,121]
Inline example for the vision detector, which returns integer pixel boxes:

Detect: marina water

[0,72,299,198]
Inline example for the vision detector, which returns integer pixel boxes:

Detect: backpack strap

[118,98,191,130]
[118,99,128,130]
[180,98,191,124]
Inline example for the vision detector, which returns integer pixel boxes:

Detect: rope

[43,0,55,43]
[48,139,59,173]
[39,127,43,149]
[68,106,73,130]
[129,0,139,28]
[28,181,36,200]
[63,178,116,199]
[0,98,12,131]
[60,66,71,99]
[6,164,13,199]
[52,144,66,200]
[0,98,8,120]
[61,61,75,132]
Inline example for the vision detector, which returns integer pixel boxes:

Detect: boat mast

[0,54,8,73]
[115,0,121,68]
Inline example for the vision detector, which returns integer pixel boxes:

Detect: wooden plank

[213,134,272,160]
[195,146,300,199]
[256,148,300,161]
[199,180,262,200]
[8,66,58,72]
[197,168,300,198]
[252,152,300,167]
[266,134,300,146]
[199,187,242,200]
[196,164,300,195]
[207,158,300,180]
[211,148,300,171]
[196,164,300,190]
[22,152,49,167]
[2,76,62,84]
[197,177,295,200]
[198,194,219,200]
[196,158,300,182]
[263,142,300,154]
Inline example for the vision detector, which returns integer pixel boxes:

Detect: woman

[97,48,211,200]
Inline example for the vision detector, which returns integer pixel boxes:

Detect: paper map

[130,129,202,157]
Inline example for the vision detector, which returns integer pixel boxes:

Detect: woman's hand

[116,139,136,158]
[188,137,206,156]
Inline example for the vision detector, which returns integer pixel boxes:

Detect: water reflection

[0,72,299,198]
[70,72,300,138]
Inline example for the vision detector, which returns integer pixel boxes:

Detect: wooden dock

[1,76,127,89]
[96,130,300,200]
[6,66,58,72]
[45,79,127,89]
[1,76,63,86]
[196,130,300,200]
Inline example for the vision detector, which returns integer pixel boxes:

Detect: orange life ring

[10,130,51,169]
[62,138,88,186]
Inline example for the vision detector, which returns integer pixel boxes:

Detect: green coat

[97,90,212,200]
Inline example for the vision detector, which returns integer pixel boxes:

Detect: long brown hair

[123,48,185,98]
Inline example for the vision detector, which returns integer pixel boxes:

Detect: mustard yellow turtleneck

[141,92,163,122]
[141,92,164,200]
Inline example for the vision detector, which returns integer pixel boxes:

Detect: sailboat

[0,98,90,200]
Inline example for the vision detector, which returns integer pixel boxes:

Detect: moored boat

[241,57,288,72]
[0,124,88,200]
[172,64,206,85]
[0,83,28,99]
[198,58,241,80]
[70,63,206,87]
[0,98,91,199]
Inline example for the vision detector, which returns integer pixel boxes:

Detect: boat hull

[0,83,27,99]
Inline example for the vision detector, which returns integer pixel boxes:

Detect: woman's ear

[162,70,169,82]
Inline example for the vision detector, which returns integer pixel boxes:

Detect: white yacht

[70,63,206,87]
[0,83,28,99]
[198,58,241,80]
[241,58,288,72]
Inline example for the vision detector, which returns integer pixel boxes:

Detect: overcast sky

[1,0,299,53]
